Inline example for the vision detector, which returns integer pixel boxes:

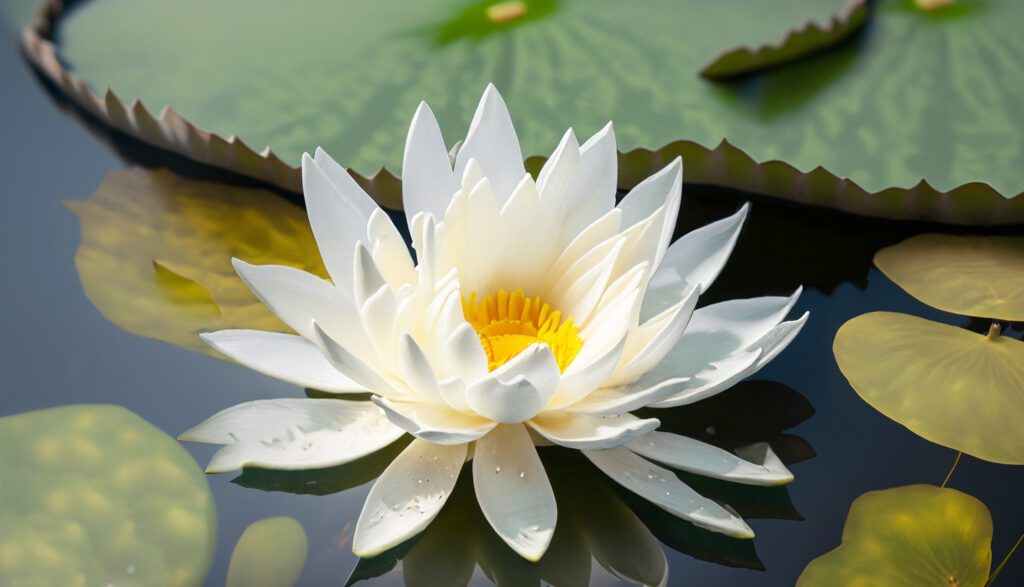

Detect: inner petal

[462,289,583,372]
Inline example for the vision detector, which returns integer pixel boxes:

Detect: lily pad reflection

[797,484,993,587]
[67,167,326,357]
[0,404,216,586]
[834,311,1024,464]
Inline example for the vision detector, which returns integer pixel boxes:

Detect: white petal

[616,158,682,231]
[200,330,363,393]
[352,439,466,557]
[455,84,525,206]
[302,151,377,289]
[643,204,749,320]
[353,242,388,307]
[585,447,753,538]
[180,398,404,473]
[402,102,459,229]
[232,259,364,350]
[373,396,496,445]
[465,344,561,424]
[313,323,404,398]
[396,333,444,403]
[528,412,660,450]
[499,175,547,291]
[444,323,489,382]
[604,285,700,387]
[619,289,804,408]
[473,424,557,561]
[548,335,627,409]
[627,432,793,486]
[547,208,623,281]
[367,208,416,288]
[559,122,618,244]
[537,128,580,201]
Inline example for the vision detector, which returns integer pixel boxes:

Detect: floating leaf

[23,0,1024,223]
[797,484,992,587]
[0,405,216,586]
[834,311,1024,464]
[700,0,868,79]
[227,517,308,587]
[874,234,1024,321]
[67,167,326,357]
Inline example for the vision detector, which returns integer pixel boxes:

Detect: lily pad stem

[987,323,1002,339]
[940,451,962,488]
[987,530,1024,585]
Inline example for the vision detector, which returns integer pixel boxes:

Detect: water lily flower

[181,85,807,562]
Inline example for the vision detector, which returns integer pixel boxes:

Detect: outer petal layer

[179,399,404,473]
[474,424,557,561]
[353,439,466,557]
[200,330,363,393]
[627,432,793,486]
[585,447,754,538]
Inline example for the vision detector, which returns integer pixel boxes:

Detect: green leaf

[834,311,1024,464]
[227,517,309,587]
[874,234,1024,321]
[33,0,1022,222]
[0,405,216,587]
[797,484,992,587]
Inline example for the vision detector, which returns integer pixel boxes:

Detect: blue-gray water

[1,14,1022,586]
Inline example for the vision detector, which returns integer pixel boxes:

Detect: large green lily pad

[834,311,1024,465]
[797,484,992,587]
[68,167,326,357]
[0,405,217,586]
[30,0,1022,223]
[227,517,308,587]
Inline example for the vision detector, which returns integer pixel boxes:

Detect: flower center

[462,289,583,373]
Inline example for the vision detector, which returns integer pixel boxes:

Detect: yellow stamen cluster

[462,290,583,373]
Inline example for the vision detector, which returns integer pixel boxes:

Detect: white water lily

[181,85,807,562]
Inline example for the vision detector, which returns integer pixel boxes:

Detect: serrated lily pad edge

[700,0,868,79]
[20,0,1024,225]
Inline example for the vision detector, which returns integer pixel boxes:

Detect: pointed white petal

[559,122,618,243]
[537,129,580,200]
[367,208,416,288]
[200,330,363,393]
[180,399,404,473]
[444,323,489,382]
[373,397,496,445]
[302,151,378,289]
[616,158,682,230]
[465,344,561,424]
[231,259,363,349]
[605,285,700,387]
[396,333,444,403]
[473,424,557,561]
[528,412,659,450]
[353,242,388,307]
[643,204,749,320]
[353,439,466,557]
[547,208,623,280]
[313,323,404,398]
[585,447,753,538]
[402,102,459,229]
[455,84,526,206]
[548,335,627,409]
[627,433,793,486]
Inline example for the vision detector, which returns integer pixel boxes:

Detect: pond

[1,8,1022,587]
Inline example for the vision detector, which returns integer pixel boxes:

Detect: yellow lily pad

[834,311,1024,464]
[874,234,1024,321]
[227,517,308,587]
[67,168,327,357]
[797,484,992,587]
[0,404,216,586]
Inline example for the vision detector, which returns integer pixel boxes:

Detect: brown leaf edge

[700,0,869,80]
[20,0,1024,225]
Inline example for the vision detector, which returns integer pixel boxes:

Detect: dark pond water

[1,14,1022,586]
